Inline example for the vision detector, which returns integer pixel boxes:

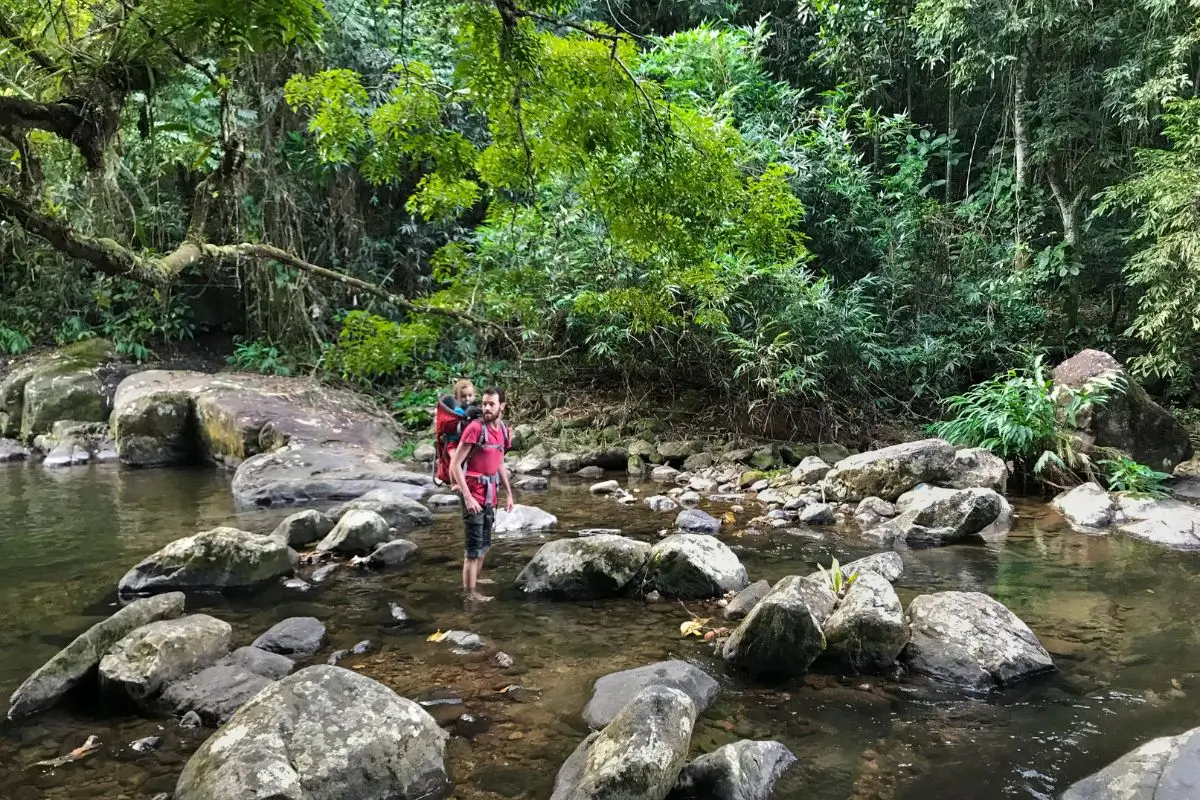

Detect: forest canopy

[3,0,1200,436]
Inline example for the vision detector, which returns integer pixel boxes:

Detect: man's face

[481,393,504,422]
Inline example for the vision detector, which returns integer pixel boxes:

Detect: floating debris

[130,736,161,753]
[34,735,101,768]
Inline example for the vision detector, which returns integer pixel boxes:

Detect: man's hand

[504,493,514,513]
[464,494,482,514]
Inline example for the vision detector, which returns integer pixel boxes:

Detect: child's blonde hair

[453,378,476,402]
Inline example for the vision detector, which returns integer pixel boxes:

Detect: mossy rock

[0,341,115,439]
[818,443,852,464]
[779,443,816,466]
[738,470,769,488]
[749,446,779,471]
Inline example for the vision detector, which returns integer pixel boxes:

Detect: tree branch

[0,96,115,170]
[0,190,503,333]
[0,15,61,75]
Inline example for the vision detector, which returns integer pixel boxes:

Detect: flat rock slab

[118,527,297,596]
[583,660,719,729]
[99,614,232,702]
[8,593,185,720]
[234,445,434,510]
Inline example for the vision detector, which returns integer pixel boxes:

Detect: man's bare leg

[466,559,492,601]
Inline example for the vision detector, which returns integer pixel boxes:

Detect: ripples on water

[1,463,1200,799]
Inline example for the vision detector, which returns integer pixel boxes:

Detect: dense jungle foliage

[2,0,1200,442]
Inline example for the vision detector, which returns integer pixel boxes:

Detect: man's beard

[482,410,498,422]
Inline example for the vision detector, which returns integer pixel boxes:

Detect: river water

[2,462,1200,799]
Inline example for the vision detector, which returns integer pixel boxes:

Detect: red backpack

[433,408,510,486]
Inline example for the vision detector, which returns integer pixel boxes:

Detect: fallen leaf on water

[35,735,101,768]
[723,512,736,524]
[680,618,709,637]
[427,630,447,642]
[1172,678,1183,690]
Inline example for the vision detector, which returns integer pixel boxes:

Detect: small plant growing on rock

[1100,454,1172,498]
[817,557,858,597]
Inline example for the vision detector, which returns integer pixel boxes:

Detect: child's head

[453,378,476,406]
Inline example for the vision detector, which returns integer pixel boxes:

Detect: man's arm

[499,460,514,512]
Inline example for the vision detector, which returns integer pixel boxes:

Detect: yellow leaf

[723,511,736,524]
[679,618,710,637]
[427,629,447,642]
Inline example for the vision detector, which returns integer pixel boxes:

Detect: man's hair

[483,387,506,404]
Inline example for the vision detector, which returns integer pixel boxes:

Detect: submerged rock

[252,617,326,658]
[552,686,696,800]
[316,509,391,554]
[822,438,956,502]
[723,580,771,621]
[583,659,719,729]
[676,508,721,534]
[514,475,550,490]
[516,534,650,599]
[1060,724,1200,800]
[722,575,837,680]
[1053,349,1193,471]
[821,572,908,673]
[1051,482,1119,531]
[7,592,185,719]
[902,591,1054,690]
[669,739,797,800]
[160,664,273,725]
[118,527,297,596]
[643,534,749,599]
[174,666,449,800]
[270,509,334,547]
[494,504,558,534]
[99,614,232,702]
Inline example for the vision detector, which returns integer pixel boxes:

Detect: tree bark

[1012,58,1031,194]
[1046,168,1083,248]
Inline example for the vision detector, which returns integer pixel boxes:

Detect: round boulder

[721,575,837,680]
[174,665,449,800]
[515,534,650,599]
[118,528,297,596]
[99,615,232,702]
[643,534,748,599]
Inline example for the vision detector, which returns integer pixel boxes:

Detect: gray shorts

[463,506,494,559]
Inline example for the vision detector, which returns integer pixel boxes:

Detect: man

[449,387,513,601]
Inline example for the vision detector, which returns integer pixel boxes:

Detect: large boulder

[790,456,831,485]
[232,445,434,509]
[1051,483,1119,531]
[160,665,273,725]
[669,739,797,800]
[901,591,1054,690]
[821,572,909,673]
[99,615,232,702]
[890,486,1008,546]
[583,660,719,729]
[643,534,749,599]
[174,666,449,800]
[1053,349,1193,471]
[822,438,957,502]
[552,686,696,800]
[0,341,114,440]
[316,509,392,554]
[7,592,185,719]
[945,447,1009,494]
[1060,724,1200,800]
[118,527,297,596]
[494,504,558,534]
[721,575,837,680]
[252,617,326,658]
[516,535,650,599]
[325,487,433,530]
[110,370,206,466]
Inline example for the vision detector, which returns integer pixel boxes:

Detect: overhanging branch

[0,190,503,333]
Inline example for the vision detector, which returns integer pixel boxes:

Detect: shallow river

[2,463,1200,799]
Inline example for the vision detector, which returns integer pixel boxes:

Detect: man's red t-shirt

[458,419,509,505]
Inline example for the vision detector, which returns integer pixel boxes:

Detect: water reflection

[2,465,1200,799]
